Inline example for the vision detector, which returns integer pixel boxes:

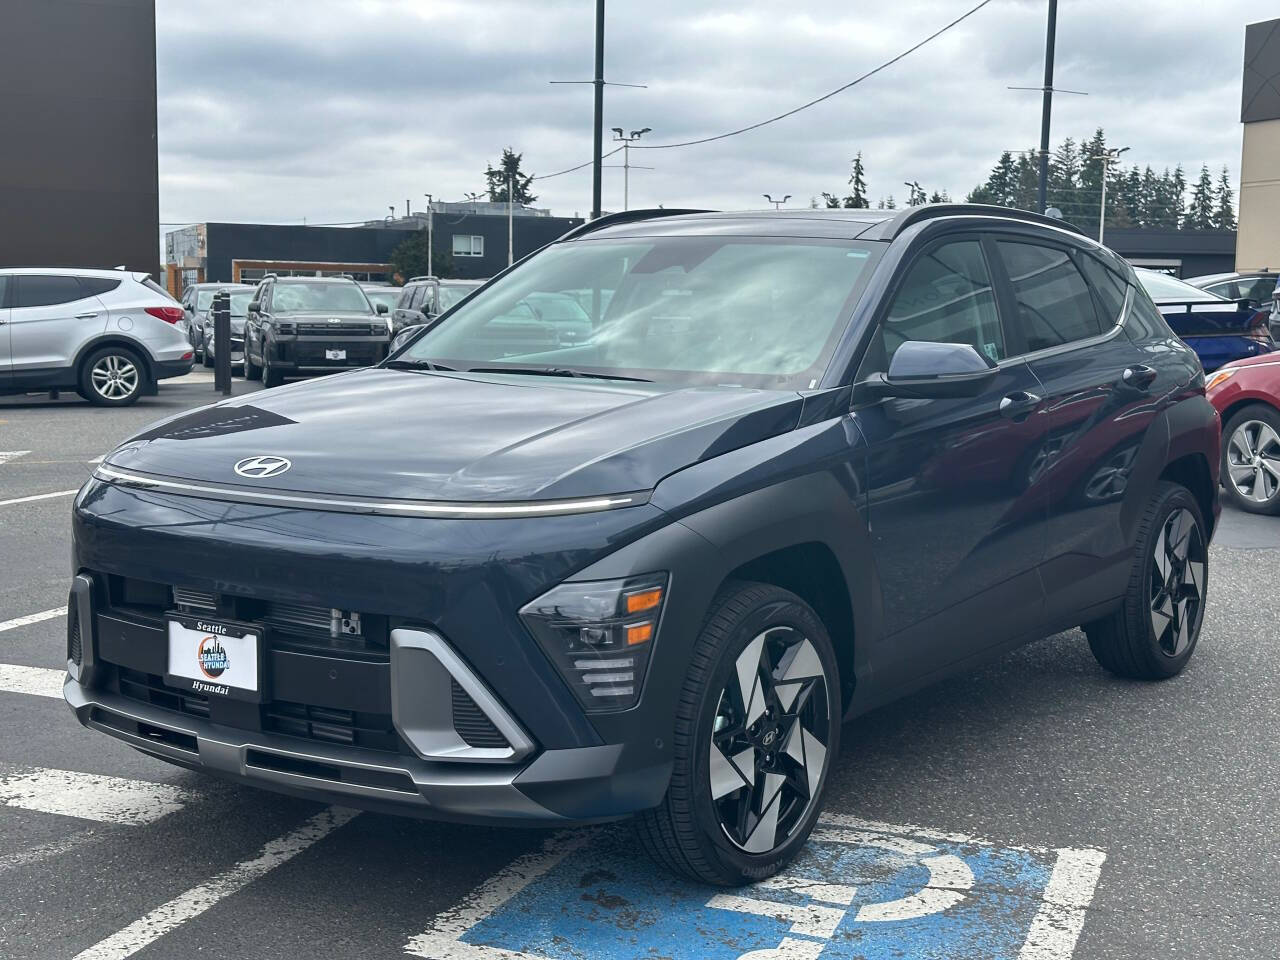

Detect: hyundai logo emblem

[234,455,292,479]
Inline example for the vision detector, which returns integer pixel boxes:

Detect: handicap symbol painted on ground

[405,814,1105,960]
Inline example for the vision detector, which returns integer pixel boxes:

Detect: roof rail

[407,275,439,283]
[862,203,1087,241]
[558,208,715,242]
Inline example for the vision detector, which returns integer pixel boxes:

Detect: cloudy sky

[156,0,1276,227]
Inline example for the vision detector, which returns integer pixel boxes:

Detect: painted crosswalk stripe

[0,489,78,507]
[73,806,360,960]
[0,664,66,698]
[0,607,65,633]
[0,767,191,826]
[0,451,31,466]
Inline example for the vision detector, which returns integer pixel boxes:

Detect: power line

[632,0,997,151]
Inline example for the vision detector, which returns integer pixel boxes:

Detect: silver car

[193,284,257,368]
[0,267,194,405]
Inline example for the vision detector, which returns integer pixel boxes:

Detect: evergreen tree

[1120,166,1143,226]
[1214,167,1236,230]
[929,190,951,203]
[1139,167,1160,227]
[884,195,897,210]
[847,152,870,208]
[1171,165,1187,228]
[1186,165,1215,229]
[1049,137,1082,219]
[820,192,842,209]
[1013,151,1040,212]
[485,148,537,204]
[1079,129,1108,222]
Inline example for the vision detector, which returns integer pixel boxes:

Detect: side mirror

[390,325,425,352]
[248,300,261,313]
[855,341,998,402]
[1237,298,1260,312]
[375,302,389,315]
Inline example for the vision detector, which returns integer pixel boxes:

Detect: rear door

[8,275,109,375]
[992,238,1155,626]
[856,234,1051,687]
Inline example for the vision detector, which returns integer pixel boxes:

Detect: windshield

[271,281,372,313]
[196,289,217,311]
[1137,270,1226,303]
[402,237,880,387]
[229,291,254,316]
[437,283,479,312]
[364,289,400,310]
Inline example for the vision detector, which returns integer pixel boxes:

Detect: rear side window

[13,275,88,308]
[1077,254,1127,327]
[77,277,122,297]
[141,277,179,302]
[997,241,1102,351]
[877,239,1006,364]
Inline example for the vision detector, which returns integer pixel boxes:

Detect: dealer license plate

[325,348,347,360]
[165,614,262,701]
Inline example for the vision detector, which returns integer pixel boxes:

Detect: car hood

[102,368,805,503]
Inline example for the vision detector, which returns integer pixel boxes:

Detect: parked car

[389,276,484,335]
[1185,270,1278,308]
[0,267,193,405]
[242,275,391,387]
[196,284,258,369]
[181,282,230,360]
[68,204,1219,885]
[1135,268,1276,371]
[1205,353,1280,514]
[360,283,401,325]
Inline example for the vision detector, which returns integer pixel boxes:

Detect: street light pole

[423,193,433,277]
[1095,146,1129,245]
[1037,0,1058,214]
[592,0,605,220]
[508,173,515,267]
[762,194,791,210]
[611,127,651,211]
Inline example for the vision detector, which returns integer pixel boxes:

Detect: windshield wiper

[465,365,651,383]
[382,358,456,372]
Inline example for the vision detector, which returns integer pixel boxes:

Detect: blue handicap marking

[405,816,1105,960]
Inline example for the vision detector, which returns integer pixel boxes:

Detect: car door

[854,235,1051,689]
[993,238,1157,627]
[246,282,270,360]
[8,275,109,375]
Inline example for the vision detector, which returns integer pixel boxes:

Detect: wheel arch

[73,335,154,384]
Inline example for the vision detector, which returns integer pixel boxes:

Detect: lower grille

[173,586,217,612]
[264,700,401,752]
[451,678,509,749]
[117,668,211,719]
[67,603,83,666]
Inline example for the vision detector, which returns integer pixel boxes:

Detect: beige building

[1237,18,1280,272]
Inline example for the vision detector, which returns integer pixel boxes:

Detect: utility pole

[423,193,434,277]
[763,194,791,210]
[508,173,515,267]
[611,127,652,211]
[1037,0,1057,214]
[592,0,605,220]
[1095,146,1129,245]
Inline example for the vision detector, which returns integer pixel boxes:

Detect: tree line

[817,130,1236,232]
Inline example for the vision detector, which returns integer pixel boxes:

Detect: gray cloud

[157,0,1275,227]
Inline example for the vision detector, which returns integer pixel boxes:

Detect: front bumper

[268,334,389,372]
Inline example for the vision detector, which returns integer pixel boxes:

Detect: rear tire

[636,581,840,885]
[78,346,146,406]
[1084,481,1208,679]
[1221,403,1280,515]
[201,346,213,368]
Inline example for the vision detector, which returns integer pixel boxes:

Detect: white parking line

[0,607,65,633]
[0,451,31,465]
[1017,848,1108,960]
[0,767,192,826]
[0,489,78,507]
[73,806,360,960]
[0,664,66,698]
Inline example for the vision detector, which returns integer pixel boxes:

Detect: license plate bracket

[325,348,347,360]
[165,612,265,703]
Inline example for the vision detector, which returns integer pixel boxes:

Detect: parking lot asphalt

[1,371,1278,960]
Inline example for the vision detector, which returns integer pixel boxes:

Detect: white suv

[0,268,194,406]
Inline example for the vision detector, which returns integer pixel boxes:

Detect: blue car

[1136,268,1276,371]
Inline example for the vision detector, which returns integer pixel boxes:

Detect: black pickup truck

[243,276,391,387]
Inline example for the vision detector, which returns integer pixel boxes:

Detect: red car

[1206,353,1280,514]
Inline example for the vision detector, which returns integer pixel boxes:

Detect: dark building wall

[1102,228,1237,278]
[203,214,584,282]
[0,0,159,276]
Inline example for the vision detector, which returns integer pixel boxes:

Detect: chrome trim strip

[93,465,649,519]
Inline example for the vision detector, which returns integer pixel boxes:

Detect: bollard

[212,289,232,396]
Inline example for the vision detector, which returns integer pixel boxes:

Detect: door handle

[999,391,1041,420]
[1122,364,1158,390]
[75,312,100,320]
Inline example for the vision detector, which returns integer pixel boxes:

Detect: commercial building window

[453,235,484,257]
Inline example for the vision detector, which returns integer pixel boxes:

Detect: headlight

[1205,368,1237,392]
[520,573,667,713]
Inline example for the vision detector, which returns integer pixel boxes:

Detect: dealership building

[164,203,583,295]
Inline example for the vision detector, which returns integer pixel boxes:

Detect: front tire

[262,348,284,388]
[1221,404,1280,515]
[1084,481,1208,679]
[637,581,840,885]
[243,346,262,381]
[79,346,146,406]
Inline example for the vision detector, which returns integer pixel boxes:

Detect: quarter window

[997,241,1103,351]
[13,275,87,308]
[452,235,484,257]
[877,240,1006,364]
[1077,254,1127,327]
